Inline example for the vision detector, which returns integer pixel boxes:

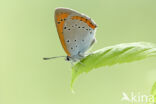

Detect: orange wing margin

[55,13,71,56]
[71,16,97,29]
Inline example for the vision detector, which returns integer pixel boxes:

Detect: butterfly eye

[66,56,70,61]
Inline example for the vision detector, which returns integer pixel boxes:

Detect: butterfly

[43,8,97,62]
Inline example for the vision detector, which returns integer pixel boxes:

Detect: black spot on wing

[66,40,70,42]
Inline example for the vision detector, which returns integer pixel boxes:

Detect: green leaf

[151,82,156,103]
[71,42,156,89]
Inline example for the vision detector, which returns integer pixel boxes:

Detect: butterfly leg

[78,51,85,58]
[77,52,86,66]
[79,61,86,66]
[70,61,74,67]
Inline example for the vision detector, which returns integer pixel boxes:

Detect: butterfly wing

[55,8,97,57]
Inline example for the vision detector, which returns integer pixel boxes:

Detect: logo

[121,92,154,104]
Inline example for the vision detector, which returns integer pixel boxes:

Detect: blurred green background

[0,0,156,104]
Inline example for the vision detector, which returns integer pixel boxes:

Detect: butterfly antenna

[43,56,66,60]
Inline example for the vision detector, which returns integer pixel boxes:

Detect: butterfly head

[66,56,71,61]
[65,56,77,62]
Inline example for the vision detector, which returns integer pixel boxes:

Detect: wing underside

[55,8,97,57]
